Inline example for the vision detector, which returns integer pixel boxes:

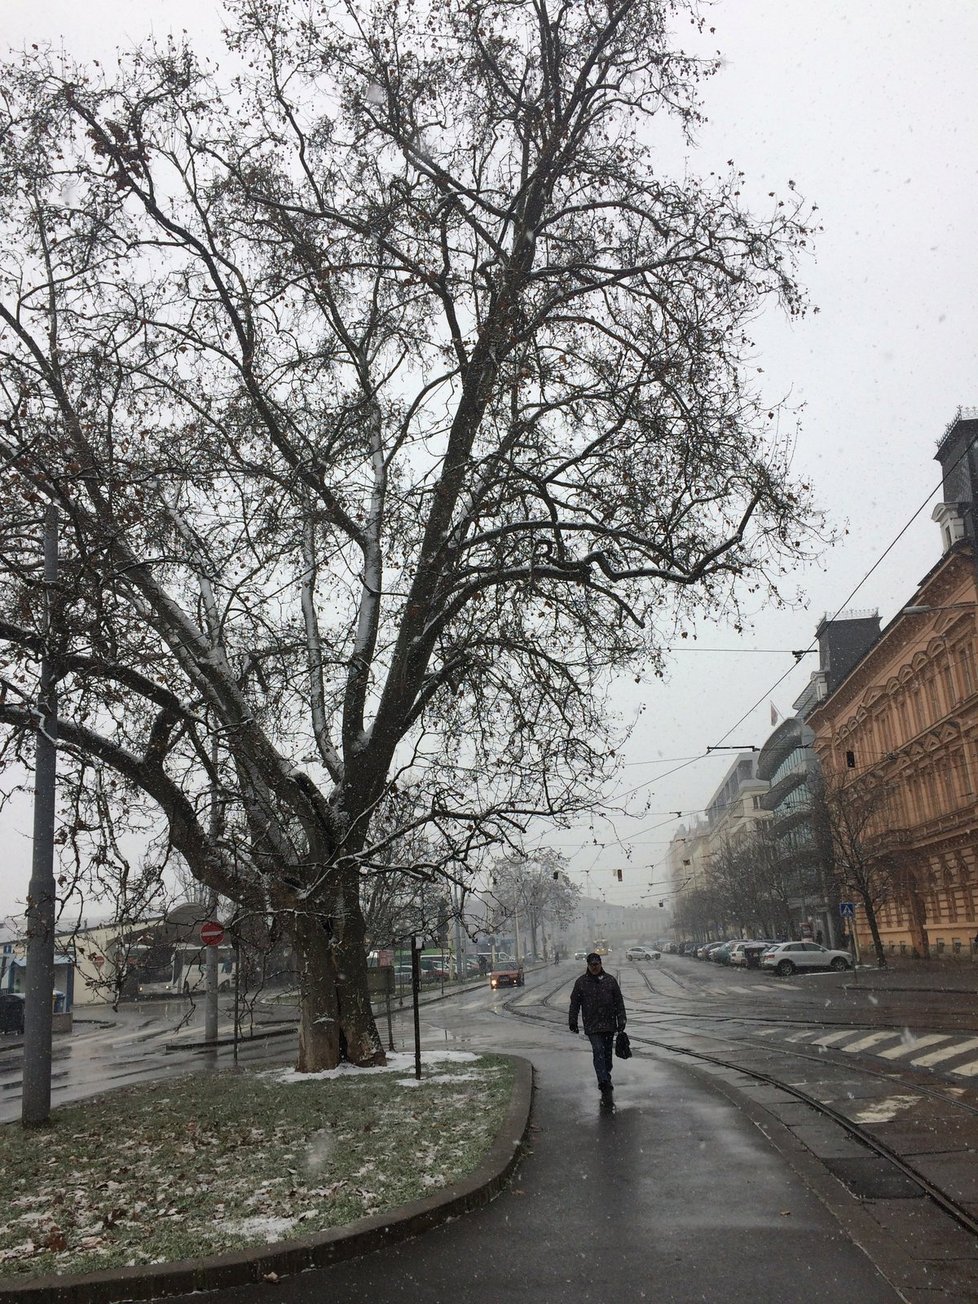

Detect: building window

[942,662,956,711]
[892,782,908,826]
[961,647,976,697]
[911,687,925,734]
[925,672,941,721]
[902,698,918,740]
[943,761,958,809]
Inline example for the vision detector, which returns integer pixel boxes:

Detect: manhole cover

[823,1157,924,1200]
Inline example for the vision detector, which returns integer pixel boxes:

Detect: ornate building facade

[809,534,978,959]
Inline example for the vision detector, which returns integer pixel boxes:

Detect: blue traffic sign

[839,901,855,918]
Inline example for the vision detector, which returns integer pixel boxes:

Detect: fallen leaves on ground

[0,1051,512,1281]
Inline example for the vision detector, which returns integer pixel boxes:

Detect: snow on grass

[267,1048,479,1084]
[0,1052,513,1282]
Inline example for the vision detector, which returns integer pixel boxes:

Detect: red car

[489,960,525,989]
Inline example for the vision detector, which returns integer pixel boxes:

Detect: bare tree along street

[0,0,820,1074]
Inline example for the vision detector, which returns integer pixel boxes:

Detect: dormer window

[932,502,967,553]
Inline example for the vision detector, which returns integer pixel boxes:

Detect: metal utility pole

[410,935,422,1080]
[452,883,465,981]
[22,507,58,1128]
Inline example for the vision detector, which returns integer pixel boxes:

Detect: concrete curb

[2,1056,534,1304]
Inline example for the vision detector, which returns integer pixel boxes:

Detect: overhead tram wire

[588,457,962,858]
[525,450,966,867]
[713,463,956,749]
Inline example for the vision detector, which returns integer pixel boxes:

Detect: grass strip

[1,1051,513,1280]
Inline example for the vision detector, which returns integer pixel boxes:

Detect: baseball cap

[586,952,601,964]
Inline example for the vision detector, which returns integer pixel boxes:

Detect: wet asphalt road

[0,999,296,1124]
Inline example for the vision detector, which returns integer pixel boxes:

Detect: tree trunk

[335,866,387,1067]
[292,894,386,1072]
[858,891,888,968]
[293,911,340,1072]
[906,874,930,961]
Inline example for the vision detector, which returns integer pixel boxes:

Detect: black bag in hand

[614,1030,631,1059]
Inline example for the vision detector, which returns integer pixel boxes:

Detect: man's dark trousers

[587,1031,614,1087]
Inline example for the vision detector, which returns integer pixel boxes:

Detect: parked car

[762,941,853,977]
[0,991,25,1035]
[489,959,525,989]
[698,941,728,961]
[710,941,739,965]
[418,958,451,981]
[625,946,660,961]
[728,940,771,967]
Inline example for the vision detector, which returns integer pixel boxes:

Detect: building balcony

[760,765,810,810]
[757,718,814,780]
[769,804,813,835]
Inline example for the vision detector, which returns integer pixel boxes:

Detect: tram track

[633,964,978,1035]
[510,964,978,1246]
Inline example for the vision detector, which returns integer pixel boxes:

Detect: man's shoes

[599,1082,614,1102]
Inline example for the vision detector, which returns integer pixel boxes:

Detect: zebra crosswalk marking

[840,1031,904,1053]
[911,1036,978,1068]
[810,1030,858,1046]
[754,1024,978,1079]
[876,1034,951,1060]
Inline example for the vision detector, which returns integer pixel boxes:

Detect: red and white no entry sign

[200,920,225,946]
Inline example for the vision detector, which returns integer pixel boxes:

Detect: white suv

[625,946,660,961]
[761,941,852,976]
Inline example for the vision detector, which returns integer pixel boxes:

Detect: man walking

[569,952,627,1106]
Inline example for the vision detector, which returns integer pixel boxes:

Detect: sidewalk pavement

[848,953,978,995]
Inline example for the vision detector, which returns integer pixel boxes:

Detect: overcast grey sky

[1,1,976,919]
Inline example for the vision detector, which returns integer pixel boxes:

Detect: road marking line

[912,1036,978,1067]
[840,1031,906,1053]
[950,1056,978,1078]
[811,1030,858,1046]
[876,1034,951,1060]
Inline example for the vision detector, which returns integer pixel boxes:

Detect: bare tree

[810,771,897,967]
[709,829,801,939]
[487,849,578,958]
[673,883,725,944]
[0,0,821,1069]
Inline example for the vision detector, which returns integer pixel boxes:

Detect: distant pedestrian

[569,952,627,1106]
[815,929,824,946]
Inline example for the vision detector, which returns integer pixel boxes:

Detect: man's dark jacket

[569,969,626,1035]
